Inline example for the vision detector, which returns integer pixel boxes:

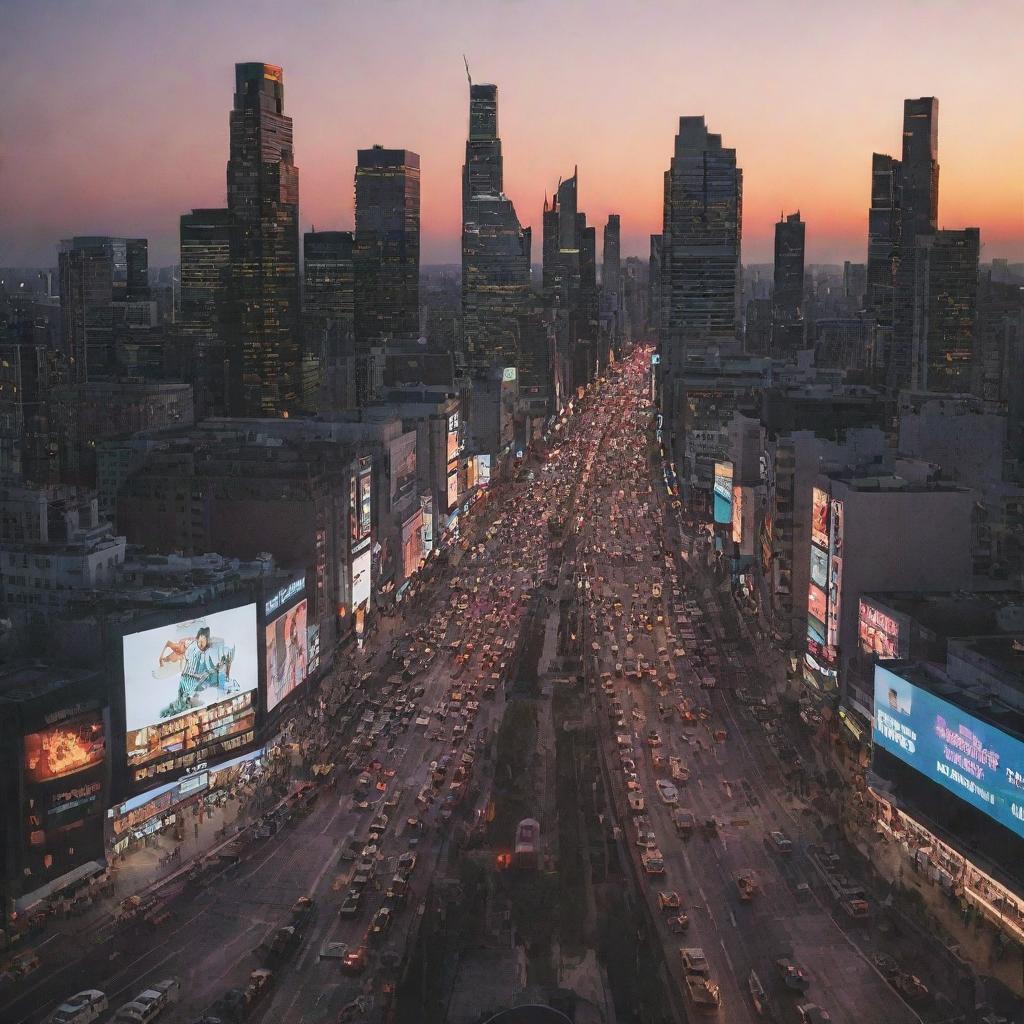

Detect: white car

[50,991,109,1024]
[656,780,679,805]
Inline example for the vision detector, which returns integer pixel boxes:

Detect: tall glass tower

[225,62,301,417]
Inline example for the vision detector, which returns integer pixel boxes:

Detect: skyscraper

[889,97,939,391]
[648,234,662,340]
[603,215,621,294]
[179,209,233,416]
[910,228,980,393]
[225,62,301,417]
[58,236,149,381]
[460,79,531,374]
[866,153,902,326]
[303,231,354,364]
[772,212,805,322]
[659,117,742,425]
[354,146,421,351]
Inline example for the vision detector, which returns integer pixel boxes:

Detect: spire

[463,54,471,87]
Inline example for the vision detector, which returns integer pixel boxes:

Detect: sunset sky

[2,0,1021,269]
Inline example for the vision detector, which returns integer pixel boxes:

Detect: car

[776,958,811,992]
[290,896,316,927]
[369,907,393,943]
[657,890,681,912]
[635,830,658,849]
[339,890,362,918]
[341,946,367,974]
[319,941,349,961]
[680,947,709,975]
[49,991,109,1024]
[870,952,899,979]
[655,780,678,805]
[892,973,930,1003]
[646,731,662,748]
[767,830,793,854]
[797,1005,832,1024]
[627,792,645,814]
[397,851,417,876]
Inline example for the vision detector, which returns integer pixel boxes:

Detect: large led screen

[811,487,830,550]
[859,599,907,660]
[731,485,743,545]
[446,469,459,512]
[873,665,1024,839]
[808,584,828,625]
[122,605,258,769]
[24,712,106,784]
[265,598,308,712]
[713,461,733,524]
[810,545,828,589]
[352,548,371,609]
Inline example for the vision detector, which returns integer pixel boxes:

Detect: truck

[684,975,722,1012]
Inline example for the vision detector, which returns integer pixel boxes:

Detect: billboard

[358,464,372,539]
[391,434,417,506]
[477,454,492,486]
[713,461,733,524]
[810,545,828,589]
[873,665,1024,840]
[352,547,371,609]
[24,712,105,784]
[402,507,424,581]
[265,598,308,712]
[446,469,459,512]
[811,487,830,551]
[307,624,321,675]
[859,599,908,660]
[731,485,743,545]
[122,605,259,774]
[808,584,828,625]
[420,495,434,557]
[827,499,844,647]
[447,412,460,462]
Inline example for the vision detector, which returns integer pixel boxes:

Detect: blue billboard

[713,461,733,525]
[873,665,1024,839]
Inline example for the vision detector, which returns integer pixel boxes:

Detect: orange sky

[1,0,1021,267]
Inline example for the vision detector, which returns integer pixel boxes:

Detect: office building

[773,212,805,321]
[303,230,354,367]
[603,214,621,295]
[460,80,531,375]
[659,117,742,431]
[224,63,301,418]
[58,237,149,381]
[354,146,421,355]
[889,98,939,391]
[909,228,980,392]
[866,153,902,328]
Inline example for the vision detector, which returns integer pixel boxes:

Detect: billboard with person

[873,665,1024,840]
[122,605,258,775]
[265,598,308,712]
[713,461,733,524]
[24,712,105,784]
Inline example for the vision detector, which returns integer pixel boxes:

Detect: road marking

[109,949,179,1000]
[728,910,737,928]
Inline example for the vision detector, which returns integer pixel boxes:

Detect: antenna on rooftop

[463,55,471,87]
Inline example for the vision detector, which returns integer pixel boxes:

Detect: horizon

[2,0,1022,268]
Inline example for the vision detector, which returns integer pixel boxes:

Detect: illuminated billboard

[477,454,492,486]
[352,547,371,609]
[122,605,258,774]
[402,508,424,581]
[808,584,828,625]
[731,485,743,545]
[24,713,105,784]
[713,461,733,524]
[447,412,460,462]
[265,598,308,712]
[391,434,417,506]
[827,499,844,647]
[859,599,908,660]
[358,464,372,539]
[811,487,829,550]
[810,545,828,589]
[446,469,459,512]
[873,665,1024,840]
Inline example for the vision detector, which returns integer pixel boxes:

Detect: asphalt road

[573,355,920,1024]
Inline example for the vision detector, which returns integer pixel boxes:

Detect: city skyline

[2,0,1022,269]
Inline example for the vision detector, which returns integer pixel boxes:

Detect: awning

[15,859,107,912]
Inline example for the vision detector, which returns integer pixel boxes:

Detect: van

[49,991,109,1024]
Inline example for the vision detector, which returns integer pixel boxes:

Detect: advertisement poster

[807,613,826,646]
[420,495,434,557]
[265,598,308,712]
[810,544,828,589]
[859,599,907,659]
[873,666,1024,840]
[123,605,258,732]
[402,508,424,581]
[446,469,459,512]
[24,712,105,784]
[447,412,460,462]
[713,461,733,525]
[477,454,492,486]
[731,485,743,545]
[811,487,830,551]
[352,547,372,609]
[808,584,828,625]
[307,624,321,675]
[391,434,417,506]
[827,556,843,647]
[358,467,372,540]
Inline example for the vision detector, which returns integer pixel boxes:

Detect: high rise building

[659,117,742,428]
[225,62,301,417]
[603,214,621,294]
[773,212,805,321]
[889,97,939,391]
[354,147,421,352]
[460,79,531,374]
[179,209,232,416]
[866,153,902,326]
[303,231,354,364]
[648,234,662,340]
[58,236,149,382]
[910,228,980,392]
